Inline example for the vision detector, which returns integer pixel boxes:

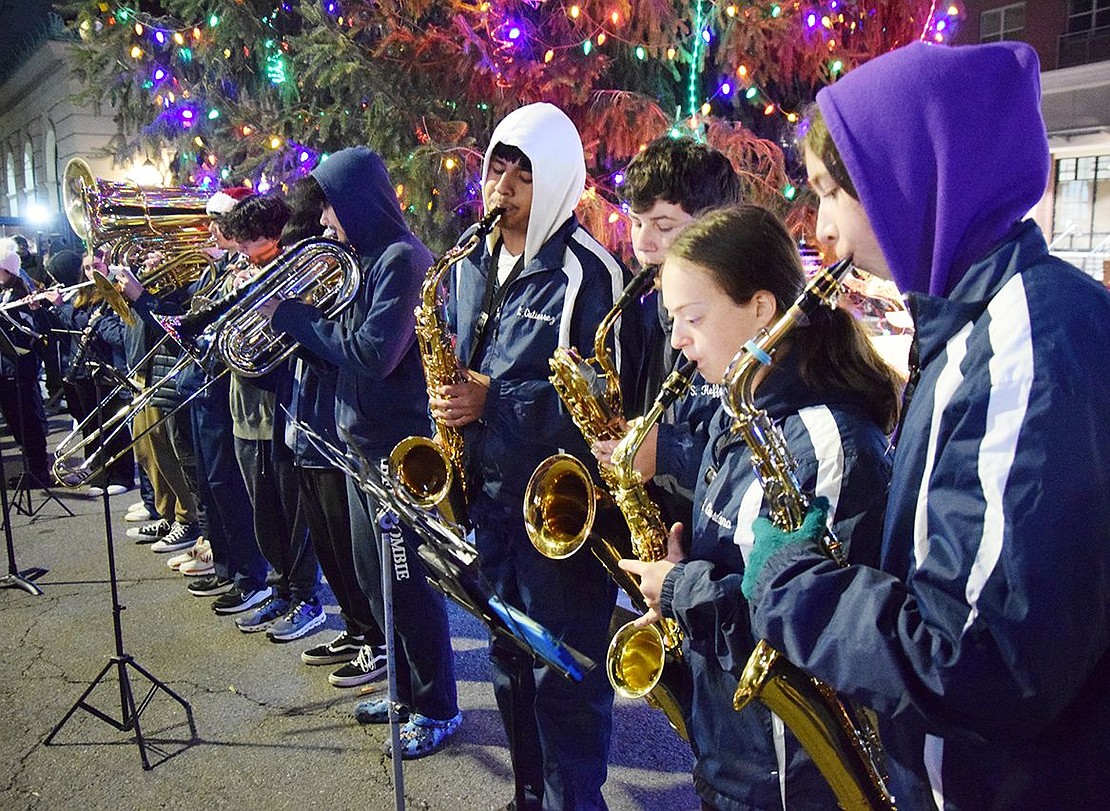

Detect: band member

[276,177,389,685]
[119,188,267,612]
[267,146,461,757]
[618,205,899,809]
[216,194,325,641]
[430,103,635,809]
[44,251,134,496]
[595,137,743,531]
[0,237,51,489]
[743,41,1110,807]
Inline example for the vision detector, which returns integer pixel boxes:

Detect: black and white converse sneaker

[126,518,171,544]
[149,522,201,553]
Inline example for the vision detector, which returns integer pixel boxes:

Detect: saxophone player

[428,103,639,810]
[743,42,1110,808]
[619,206,900,809]
[264,146,461,757]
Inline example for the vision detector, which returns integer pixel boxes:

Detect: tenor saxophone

[388,208,504,528]
[524,264,694,740]
[726,257,897,810]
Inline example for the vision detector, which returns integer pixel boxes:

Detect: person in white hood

[431,103,639,810]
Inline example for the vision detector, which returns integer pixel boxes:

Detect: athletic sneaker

[177,544,214,577]
[267,599,326,642]
[328,644,387,687]
[126,519,171,543]
[235,596,291,633]
[187,575,234,596]
[212,585,273,615]
[301,631,367,666]
[150,522,201,553]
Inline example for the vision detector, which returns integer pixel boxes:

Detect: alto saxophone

[524,264,694,741]
[388,207,504,528]
[726,256,897,810]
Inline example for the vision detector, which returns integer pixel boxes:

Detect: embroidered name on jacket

[701,498,734,530]
[518,306,557,325]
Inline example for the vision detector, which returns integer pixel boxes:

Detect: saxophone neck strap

[467,238,525,369]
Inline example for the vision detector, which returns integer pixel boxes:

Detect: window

[23,140,36,210]
[1067,0,1110,34]
[5,149,18,217]
[1052,155,1110,252]
[981,3,1025,42]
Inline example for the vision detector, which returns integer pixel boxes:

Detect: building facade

[957,1,1110,280]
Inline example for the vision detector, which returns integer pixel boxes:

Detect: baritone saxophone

[727,256,896,810]
[388,207,504,527]
[523,264,694,741]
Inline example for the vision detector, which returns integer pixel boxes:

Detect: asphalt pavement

[0,420,697,810]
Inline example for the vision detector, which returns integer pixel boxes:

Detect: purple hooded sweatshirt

[817,41,1049,297]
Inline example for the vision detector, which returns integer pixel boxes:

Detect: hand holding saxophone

[429,370,489,428]
[618,521,686,628]
[592,420,658,480]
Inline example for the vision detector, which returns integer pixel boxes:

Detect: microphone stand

[44,313,196,770]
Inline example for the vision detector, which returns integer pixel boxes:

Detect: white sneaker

[167,539,209,571]
[107,484,131,496]
[179,543,214,576]
[127,500,145,512]
[125,506,155,522]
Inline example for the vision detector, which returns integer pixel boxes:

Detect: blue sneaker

[235,596,290,634]
[266,599,326,642]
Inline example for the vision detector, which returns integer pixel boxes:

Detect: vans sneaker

[212,585,273,615]
[328,644,387,687]
[301,631,367,666]
[267,599,326,642]
[126,519,171,543]
[150,522,201,553]
[235,596,291,633]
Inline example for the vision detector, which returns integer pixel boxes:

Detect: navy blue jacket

[659,350,891,810]
[272,147,433,460]
[446,215,634,504]
[750,223,1110,809]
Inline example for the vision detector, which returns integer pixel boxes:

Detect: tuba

[726,256,897,810]
[388,208,504,528]
[156,236,361,377]
[523,264,693,740]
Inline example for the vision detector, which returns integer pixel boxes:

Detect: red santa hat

[205,186,252,216]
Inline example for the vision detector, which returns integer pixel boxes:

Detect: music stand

[0,438,47,594]
[0,325,73,520]
[44,342,196,770]
[300,423,592,811]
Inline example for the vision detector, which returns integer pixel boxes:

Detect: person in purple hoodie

[742,41,1110,808]
[267,146,461,759]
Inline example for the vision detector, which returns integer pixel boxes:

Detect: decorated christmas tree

[64,0,960,253]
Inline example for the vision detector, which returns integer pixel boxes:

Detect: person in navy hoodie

[267,146,461,758]
[743,41,1110,808]
[619,205,900,810]
[429,103,636,810]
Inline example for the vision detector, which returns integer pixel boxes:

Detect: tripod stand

[44,343,195,770]
[0,439,47,594]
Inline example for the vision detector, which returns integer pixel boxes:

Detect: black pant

[235,437,319,603]
[348,474,458,721]
[0,354,50,479]
[298,466,383,644]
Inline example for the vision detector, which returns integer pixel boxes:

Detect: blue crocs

[384,711,463,760]
[354,697,409,725]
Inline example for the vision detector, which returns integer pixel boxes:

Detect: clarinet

[63,302,107,386]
